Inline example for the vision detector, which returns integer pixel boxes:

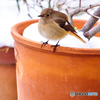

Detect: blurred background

[1,0,100,19]
[0,0,100,47]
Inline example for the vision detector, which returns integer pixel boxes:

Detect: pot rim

[11,19,100,55]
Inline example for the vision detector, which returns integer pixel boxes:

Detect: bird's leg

[51,40,60,52]
[41,40,49,48]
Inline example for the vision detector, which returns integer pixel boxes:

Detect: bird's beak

[38,15,43,17]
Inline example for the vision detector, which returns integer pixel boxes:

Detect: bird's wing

[54,18,76,33]
[63,20,76,33]
[54,18,86,43]
[54,18,66,28]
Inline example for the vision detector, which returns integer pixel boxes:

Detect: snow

[0,0,32,47]
[23,23,100,49]
[0,0,100,49]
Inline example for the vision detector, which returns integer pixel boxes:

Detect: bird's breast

[38,20,68,40]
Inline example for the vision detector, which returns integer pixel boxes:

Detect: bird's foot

[41,40,49,48]
[51,41,60,52]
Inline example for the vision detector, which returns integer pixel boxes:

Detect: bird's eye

[47,14,49,17]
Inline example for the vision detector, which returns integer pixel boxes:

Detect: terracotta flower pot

[11,19,100,100]
[0,46,17,100]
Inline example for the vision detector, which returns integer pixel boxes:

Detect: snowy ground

[0,0,100,48]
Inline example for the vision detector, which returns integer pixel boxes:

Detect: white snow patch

[0,0,100,48]
[23,23,100,49]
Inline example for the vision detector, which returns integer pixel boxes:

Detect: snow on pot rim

[11,19,100,56]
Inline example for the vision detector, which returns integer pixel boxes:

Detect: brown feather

[63,20,76,33]
[54,18,86,43]
[54,18,66,27]
[54,18,76,33]
[38,8,86,43]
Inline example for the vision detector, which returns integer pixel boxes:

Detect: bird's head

[38,8,55,24]
[38,8,54,18]
[38,8,68,24]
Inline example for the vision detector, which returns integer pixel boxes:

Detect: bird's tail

[68,31,86,43]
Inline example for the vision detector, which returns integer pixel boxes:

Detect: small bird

[38,8,85,52]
